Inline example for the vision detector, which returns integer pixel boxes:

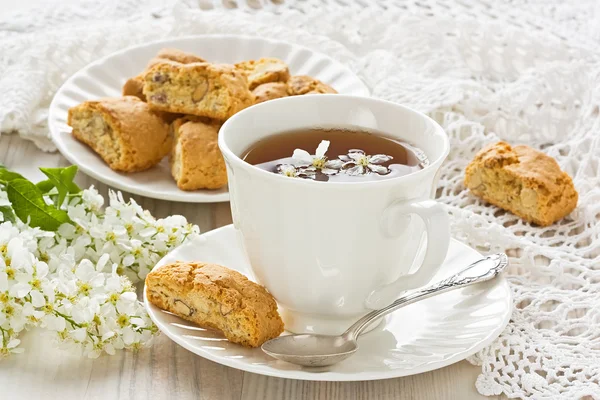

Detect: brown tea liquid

[242,128,428,182]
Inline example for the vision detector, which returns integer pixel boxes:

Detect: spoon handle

[343,253,508,339]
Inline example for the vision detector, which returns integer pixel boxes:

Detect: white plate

[48,35,370,203]
[144,224,512,381]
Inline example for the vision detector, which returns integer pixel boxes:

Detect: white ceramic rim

[218,94,451,189]
[144,225,512,382]
[48,35,370,202]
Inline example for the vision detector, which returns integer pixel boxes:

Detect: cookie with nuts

[67,96,171,172]
[464,141,578,226]
[287,75,337,95]
[235,57,290,90]
[143,62,254,120]
[122,48,206,102]
[170,117,228,190]
[145,261,284,347]
[252,82,289,104]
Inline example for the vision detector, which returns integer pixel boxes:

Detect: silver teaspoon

[261,253,508,367]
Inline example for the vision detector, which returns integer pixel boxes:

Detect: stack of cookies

[67,49,337,191]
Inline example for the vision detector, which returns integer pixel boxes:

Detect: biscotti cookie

[143,62,254,120]
[252,82,289,104]
[464,141,578,226]
[68,96,171,172]
[170,118,227,190]
[122,48,205,101]
[145,261,284,347]
[235,58,290,90]
[150,48,206,66]
[287,75,337,95]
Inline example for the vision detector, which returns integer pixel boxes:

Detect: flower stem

[53,310,83,329]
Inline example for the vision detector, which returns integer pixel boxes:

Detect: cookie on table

[464,141,578,226]
[235,57,290,90]
[143,62,254,121]
[252,82,289,104]
[287,75,337,95]
[122,48,205,101]
[170,118,227,190]
[145,261,284,348]
[67,96,171,172]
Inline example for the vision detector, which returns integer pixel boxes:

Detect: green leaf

[36,179,55,193]
[0,206,16,223]
[6,179,71,231]
[0,166,26,183]
[39,166,81,208]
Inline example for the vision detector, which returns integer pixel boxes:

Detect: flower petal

[345,165,365,176]
[324,159,344,169]
[315,140,330,158]
[321,168,339,176]
[368,164,390,174]
[368,154,393,164]
[347,150,365,161]
[297,167,316,179]
[276,164,298,177]
[30,290,46,307]
[338,155,351,162]
[292,149,313,163]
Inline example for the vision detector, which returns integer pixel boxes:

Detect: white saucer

[144,225,512,381]
[48,35,369,203]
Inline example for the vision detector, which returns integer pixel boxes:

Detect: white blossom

[339,149,393,176]
[276,164,316,179]
[0,186,197,359]
[292,140,342,175]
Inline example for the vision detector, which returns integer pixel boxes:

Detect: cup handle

[365,199,451,309]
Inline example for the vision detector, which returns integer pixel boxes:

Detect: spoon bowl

[261,253,508,367]
[262,334,358,367]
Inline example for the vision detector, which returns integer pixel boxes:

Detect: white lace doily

[2,1,600,398]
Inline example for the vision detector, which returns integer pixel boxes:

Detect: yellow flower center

[312,158,326,169]
[109,293,119,304]
[78,282,92,296]
[117,314,130,328]
[357,156,369,167]
[5,267,14,280]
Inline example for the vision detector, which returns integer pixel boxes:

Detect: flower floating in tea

[276,164,316,179]
[339,150,393,176]
[292,140,343,175]
[277,141,394,179]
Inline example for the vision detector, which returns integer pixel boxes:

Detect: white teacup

[219,95,450,335]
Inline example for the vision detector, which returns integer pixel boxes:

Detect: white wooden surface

[0,135,506,400]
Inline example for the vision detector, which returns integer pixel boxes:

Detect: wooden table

[0,135,505,399]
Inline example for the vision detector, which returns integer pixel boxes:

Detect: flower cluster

[53,189,198,283]
[277,140,393,179]
[0,186,199,358]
